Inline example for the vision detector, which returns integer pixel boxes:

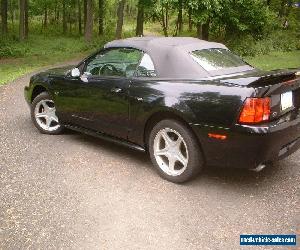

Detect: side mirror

[71,68,81,78]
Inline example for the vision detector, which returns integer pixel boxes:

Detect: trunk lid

[218,68,300,87]
[220,68,300,122]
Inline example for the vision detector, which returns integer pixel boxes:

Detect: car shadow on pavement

[66,130,151,165]
[190,161,287,187]
[64,129,290,188]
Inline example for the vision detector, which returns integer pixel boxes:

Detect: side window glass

[85,48,143,77]
[136,54,157,77]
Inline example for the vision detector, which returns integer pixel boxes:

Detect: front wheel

[31,92,64,135]
[149,119,204,183]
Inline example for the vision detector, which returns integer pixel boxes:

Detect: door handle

[111,87,123,93]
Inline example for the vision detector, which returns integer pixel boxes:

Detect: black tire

[31,92,64,135]
[149,119,204,183]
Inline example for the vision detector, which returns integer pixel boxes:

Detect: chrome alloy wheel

[34,99,60,132]
[153,128,189,176]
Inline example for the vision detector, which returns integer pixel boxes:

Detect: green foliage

[187,0,222,24]
[228,30,300,57]
[220,0,272,38]
[0,0,299,88]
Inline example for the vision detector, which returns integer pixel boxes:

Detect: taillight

[239,97,271,124]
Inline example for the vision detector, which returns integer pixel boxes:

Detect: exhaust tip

[252,164,267,172]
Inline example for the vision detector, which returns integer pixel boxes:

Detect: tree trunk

[160,4,169,37]
[202,21,209,40]
[1,0,8,35]
[56,7,59,23]
[55,0,59,23]
[78,0,82,35]
[25,0,28,38]
[43,6,48,28]
[69,13,72,33]
[165,4,169,35]
[115,0,125,39]
[84,0,87,30]
[98,0,104,35]
[54,0,57,22]
[135,0,144,36]
[177,0,183,34]
[279,0,287,17]
[84,0,93,42]
[63,0,67,33]
[19,0,26,40]
[10,0,14,26]
[196,23,202,38]
[188,8,192,32]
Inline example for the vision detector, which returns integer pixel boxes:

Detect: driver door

[54,47,143,139]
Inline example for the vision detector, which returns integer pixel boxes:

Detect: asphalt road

[0,67,299,250]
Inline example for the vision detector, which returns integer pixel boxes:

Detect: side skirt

[64,124,146,152]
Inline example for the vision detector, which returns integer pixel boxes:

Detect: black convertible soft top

[104,37,253,78]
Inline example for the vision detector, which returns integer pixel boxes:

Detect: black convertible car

[24,37,300,183]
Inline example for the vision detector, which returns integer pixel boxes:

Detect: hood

[43,65,76,76]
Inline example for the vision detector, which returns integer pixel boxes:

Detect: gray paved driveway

[0,68,299,249]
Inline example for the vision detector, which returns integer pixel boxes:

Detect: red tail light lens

[239,97,271,124]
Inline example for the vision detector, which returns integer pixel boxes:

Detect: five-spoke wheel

[154,128,189,176]
[31,92,63,134]
[149,119,204,183]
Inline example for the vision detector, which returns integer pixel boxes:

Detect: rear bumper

[192,112,300,169]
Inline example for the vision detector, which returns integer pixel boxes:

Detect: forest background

[0,0,299,84]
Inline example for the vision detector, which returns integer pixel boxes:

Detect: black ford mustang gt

[24,37,300,183]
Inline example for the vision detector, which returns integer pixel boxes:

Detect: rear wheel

[31,92,63,135]
[149,119,204,183]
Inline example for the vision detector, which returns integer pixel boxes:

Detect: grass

[245,50,300,70]
[0,34,109,85]
[0,33,299,86]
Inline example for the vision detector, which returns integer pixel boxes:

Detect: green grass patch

[246,51,300,70]
[0,34,110,85]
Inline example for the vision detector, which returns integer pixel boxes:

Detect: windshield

[190,48,251,72]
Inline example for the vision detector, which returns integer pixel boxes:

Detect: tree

[157,0,170,37]
[115,0,125,39]
[136,0,144,36]
[98,0,104,35]
[19,0,26,40]
[84,0,93,42]
[187,0,221,40]
[83,0,87,30]
[43,4,48,28]
[188,7,192,32]
[63,0,67,33]
[1,0,8,35]
[25,0,29,37]
[177,0,183,34]
[221,0,271,39]
[78,0,82,34]
[278,0,287,17]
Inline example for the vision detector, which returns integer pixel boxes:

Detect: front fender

[26,73,55,103]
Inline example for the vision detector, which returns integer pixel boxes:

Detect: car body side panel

[128,78,254,147]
